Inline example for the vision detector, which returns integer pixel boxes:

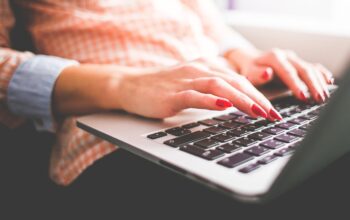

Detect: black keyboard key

[275,134,299,143]
[216,143,241,153]
[203,126,227,134]
[198,119,220,126]
[288,118,308,125]
[219,121,241,129]
[308,109,320,115]
[147,132,167,139]
[194,139,220,149]
[165,127,191,136]
[180,145,225,160]
[244,146,270,156]
[233,137,258,147]
[233,117,253,124]
[244,124,263,132]
[280,112,289,117]
[230,111,247,116]
[260,139,285,149]
[262,127,284,135]
[299,124,311,130]
[255,120,272,127]
[287,129,307,137]
[274,147,294,157]
[248,132,272,141]
[299,114,317,120]
[239,163,261,173]
[227,127,249,137]
[211,133,236,142]
[164,131,210,147]
[217,153,254,168]
[275,122,297,130]
[258,154,279,164]
[213,114,237,121]
[182,122,200,129]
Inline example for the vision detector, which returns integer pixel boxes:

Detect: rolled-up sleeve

[7,55,78,132]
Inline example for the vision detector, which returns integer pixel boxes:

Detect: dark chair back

[9,1,35,52]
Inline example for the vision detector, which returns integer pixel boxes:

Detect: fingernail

[251,104,268,118]
[216,99,233,108]
[262,68,273,80]
[328,77,334,85]
[323,90,330,99]
[269,108,283,121]
[317,93,325,103]
[299,91,308,102]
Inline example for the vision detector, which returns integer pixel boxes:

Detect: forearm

[53,64,124,115]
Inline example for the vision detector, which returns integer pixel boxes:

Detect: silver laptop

[77,66,350,203]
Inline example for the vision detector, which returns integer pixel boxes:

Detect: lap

[2,123,350,218]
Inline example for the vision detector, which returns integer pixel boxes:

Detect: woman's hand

[114,62,282,120]
[224,48,334,103]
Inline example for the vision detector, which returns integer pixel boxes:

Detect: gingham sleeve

[0,0,34,128]
[0,0,78,131]
[181,0,255,55]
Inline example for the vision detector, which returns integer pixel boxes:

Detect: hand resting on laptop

[54,50,333,122]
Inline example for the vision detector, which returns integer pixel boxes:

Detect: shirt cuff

[7,55,78,132]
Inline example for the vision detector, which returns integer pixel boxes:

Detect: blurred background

[214,0,350,76]
[216,0,350,23]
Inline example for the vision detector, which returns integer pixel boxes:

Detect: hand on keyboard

[224,48,334,103]
[116,61,283,121]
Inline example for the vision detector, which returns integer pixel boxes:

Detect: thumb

[243,66,274,86]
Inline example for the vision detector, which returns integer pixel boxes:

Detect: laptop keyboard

[146,94,332,174]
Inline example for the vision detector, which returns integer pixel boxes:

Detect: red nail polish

[262,68,273,80]
[299,91,308,102]
[324,90,330,99]
[216,99,233,108]
[251,104,267,118]
[317,93,325,103]
[269,108,283,121]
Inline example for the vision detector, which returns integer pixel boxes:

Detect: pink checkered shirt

[0,0,240,185]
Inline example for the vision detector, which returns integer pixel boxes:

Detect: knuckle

[180,63,198,72]
[181,62,205,73]
[180,89,196,100]
[206,77,224,90]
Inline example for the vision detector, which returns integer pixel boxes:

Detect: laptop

[76,65,350,203]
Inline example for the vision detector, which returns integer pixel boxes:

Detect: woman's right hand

[113,61,282,121]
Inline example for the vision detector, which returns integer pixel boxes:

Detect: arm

[0,0,77,131]
[183,0,333,103]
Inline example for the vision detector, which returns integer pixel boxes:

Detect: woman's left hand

[224,48,334,103]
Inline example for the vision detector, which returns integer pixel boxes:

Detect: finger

[223,74,282,121]
[314,68,330,99]
[172,90,233,112]
[197,57,273,86]
[185,66,281,121]
[287,56,325,102]
[196,57,239,76]
[242,66,274,86]
[256,50,308,102]
[314,63,334,84]
[191,77,268,119]
[174,62,211,79]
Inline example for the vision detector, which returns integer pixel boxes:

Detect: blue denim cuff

[7,55,78,132]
